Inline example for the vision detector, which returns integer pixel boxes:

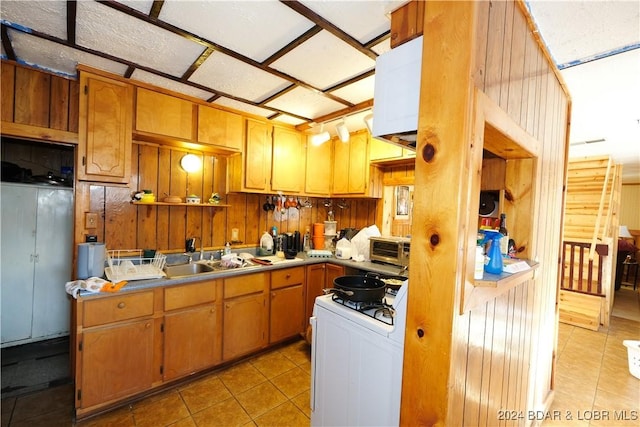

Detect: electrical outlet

[85,212,98,229]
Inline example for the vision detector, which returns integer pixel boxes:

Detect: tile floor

[1,340,312,427]
[2,288,638,427]
[543,287,640,427]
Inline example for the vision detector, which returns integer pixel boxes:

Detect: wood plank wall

[87,143,379,252]
[1,61,79,133]
[400,1,570,425]
[453,1,570,423]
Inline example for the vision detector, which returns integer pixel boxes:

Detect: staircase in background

[560,156,622,330]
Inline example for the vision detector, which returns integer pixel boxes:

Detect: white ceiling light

[180,153,202,173]
[311,124,331,146]
[336,120,350,143]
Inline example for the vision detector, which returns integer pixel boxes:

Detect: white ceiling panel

[76,1,206,77]
[372,38,392,56]
[114,0,153,15]
[130,69,214,101]
[158,0,314,63]
[270,114,307,127]
[8,30,129,77]
[527,0,640,65]
[563,49,640,144]
[299,0,397,43]
[270,30,375,90]
[189,51,291,102]
[0,1,67,39]
[329,75,376,105]
[265,86,347,120]
[212,97,277,119]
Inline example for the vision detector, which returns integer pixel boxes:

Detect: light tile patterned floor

[2,288,638,427]
[1,340,311,427]
[543,287,640,427]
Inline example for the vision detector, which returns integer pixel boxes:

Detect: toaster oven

[369,236,410,267]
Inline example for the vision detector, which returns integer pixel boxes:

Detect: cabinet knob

[145,322,151,328]
[286,274,291,279]
[117,302,126,309]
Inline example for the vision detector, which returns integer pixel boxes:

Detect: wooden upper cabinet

[135,88,194,140]
[272,126,304,193]
[390,0,424,48]
[332,131,369,195]
[197,105,244,151]
[77,72,132,184]
[229,118,272,193]
[369,137,416,163]
[305,135,332,195]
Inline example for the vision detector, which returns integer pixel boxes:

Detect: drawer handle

[286,274,291,279]
[117,302,126,309]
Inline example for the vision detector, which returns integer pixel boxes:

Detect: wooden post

[401,2,477,425]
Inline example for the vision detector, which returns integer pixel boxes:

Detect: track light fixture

[336,119,350,143]
[311,124,331,146]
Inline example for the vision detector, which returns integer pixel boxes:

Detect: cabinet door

[77,72,132,183]
[223,293,267,360]
[79,319,154,408]
[197,105,244,151]
[164,304,220,381]
[369,137,404,161]
[348,132,369,194]
[272,126,304,193]
[325,263,344,289]
[31,187,73,340]
[333,132,369,195]
[270,284,304,343]
[305,135,332,195]
[244,119,272,191]
[135,88,193,140]
[332,139,350,194]
[305,264,326,321]
[0,184,37,344]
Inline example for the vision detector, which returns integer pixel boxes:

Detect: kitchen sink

[163,263,216,278]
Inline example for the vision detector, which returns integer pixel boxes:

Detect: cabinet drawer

[165,281,217,311]
[224,273,267,299]
[83,291,154,327]
[271,267,305,290]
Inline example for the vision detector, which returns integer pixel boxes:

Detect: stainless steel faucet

[399,265,408,276]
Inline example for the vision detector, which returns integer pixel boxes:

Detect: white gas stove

[310,281,408,426]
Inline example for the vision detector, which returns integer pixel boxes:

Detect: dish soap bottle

[302,227,311,252]
[260,231,273,254]
[224,242,232,255]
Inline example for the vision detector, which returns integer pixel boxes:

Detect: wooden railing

[561,241,609,295]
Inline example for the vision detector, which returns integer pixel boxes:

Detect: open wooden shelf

[474,259,539,288]
[132,201,230,207]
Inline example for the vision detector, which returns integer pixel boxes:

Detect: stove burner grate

[331,294,395,326]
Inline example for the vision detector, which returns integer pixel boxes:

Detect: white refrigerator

[1,183,73,347]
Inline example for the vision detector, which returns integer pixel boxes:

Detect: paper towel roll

[77,243,106,279]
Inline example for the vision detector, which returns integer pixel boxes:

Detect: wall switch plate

[85,212,98,229]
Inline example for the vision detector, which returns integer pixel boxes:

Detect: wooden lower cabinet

[270,267,305,343]
[78,318,154,409]
[223,293,267,360]
[74,266,343,418]
[163,304,220,381]
[222,273,268,361]
[305,263,343,320]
